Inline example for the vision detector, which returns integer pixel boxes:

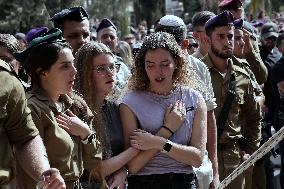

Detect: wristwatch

[82,132,96,144]
[162,140,173,153]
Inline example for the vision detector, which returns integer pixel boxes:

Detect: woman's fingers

[56,114,69,123]
[130,140,140,149]
[173,100,179,112]
[66,109,75,117]
[130,135,137,139]
[55,117,67,125]
[166,104,173,115]
[57,123,70,131]
[58,112,69,119]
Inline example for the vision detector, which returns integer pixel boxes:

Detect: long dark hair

[24,41,71,87]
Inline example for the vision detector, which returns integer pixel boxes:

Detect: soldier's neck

[40,84,60,103]
[209,53,229,73]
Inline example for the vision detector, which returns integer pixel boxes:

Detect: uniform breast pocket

[230,92,244,118]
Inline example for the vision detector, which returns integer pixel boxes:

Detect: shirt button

[73,155,77,161]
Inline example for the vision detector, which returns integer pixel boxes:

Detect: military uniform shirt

[16,86,102,189]
[0,60,38,185]
[232,56,264,98]
[203,55,261,152]
[245,42,268,85]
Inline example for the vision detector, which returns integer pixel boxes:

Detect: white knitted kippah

[158,15,185,27]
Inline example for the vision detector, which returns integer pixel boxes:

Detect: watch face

[163,140,172,152]
[87,133,95,144]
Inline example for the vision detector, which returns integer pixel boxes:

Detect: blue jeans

[127,172,196,189]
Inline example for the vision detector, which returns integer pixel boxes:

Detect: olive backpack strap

[217,74,236,140]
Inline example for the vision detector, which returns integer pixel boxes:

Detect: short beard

[211,43,233,59]
[264,44,275,52]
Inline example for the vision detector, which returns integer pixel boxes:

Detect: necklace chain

[146,86,181,110]
[148,86,176,96]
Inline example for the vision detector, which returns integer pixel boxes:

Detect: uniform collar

[203,54,236,82]
[202,54,234,72]
[202,54,214,70]
[28,84,73,113]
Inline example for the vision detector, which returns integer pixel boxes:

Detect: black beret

[50,6,88,23]
[15,28,64,64]
[205,11,234,31]
[96,18,117,33]
[234,19,243,29]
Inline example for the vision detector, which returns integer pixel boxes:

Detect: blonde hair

[75,41,114,159]
[116,41,133,68]
[75,41,114,110]
[129,32,203,93]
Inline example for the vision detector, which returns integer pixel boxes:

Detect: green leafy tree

[87,0,116,19]
[0,0,49,33]
[117,0,130,37]
[248,0,284,16]
[86,0,129,38]
[0,0,81,33]
[133,0,165,28]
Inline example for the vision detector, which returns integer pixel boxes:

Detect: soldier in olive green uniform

[233,19,265,105]
[15,28,102,189]
[218,0,268,85]
[233,19,265,189]
[203,11,261,189]
[0,59,66,188]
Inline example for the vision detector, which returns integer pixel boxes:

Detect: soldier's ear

[204,35,211,45]
[36,68,47,79]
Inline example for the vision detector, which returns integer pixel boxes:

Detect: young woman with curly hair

[120,32,207,189]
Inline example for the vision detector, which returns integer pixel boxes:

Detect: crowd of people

[1,0,284,189]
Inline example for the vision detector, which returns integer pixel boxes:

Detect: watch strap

[82,132,95,144]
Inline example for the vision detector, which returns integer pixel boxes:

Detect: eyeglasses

[188,43,198,49]
[93,64,120,74]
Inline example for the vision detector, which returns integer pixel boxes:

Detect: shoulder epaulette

[232,57,251,78]
[233,64,251,79]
